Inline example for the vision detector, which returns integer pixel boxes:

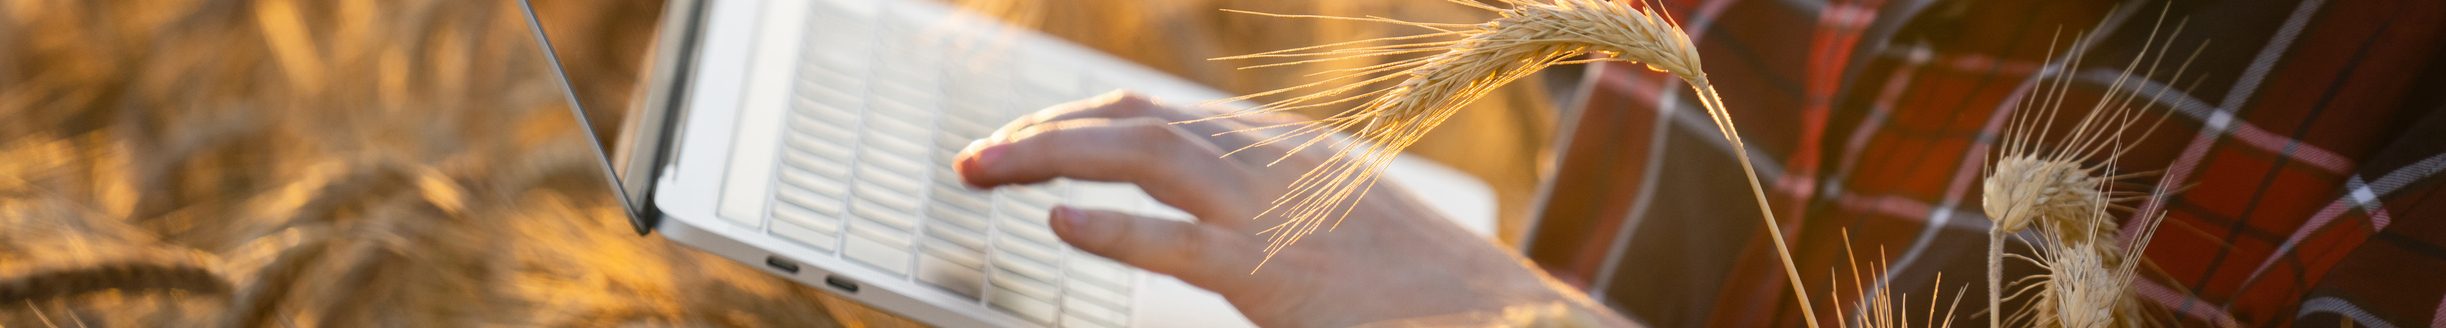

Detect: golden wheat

[1980,8,2201,327]
[0,139,234,306]
[1208,0,1819,324]
[1829,230,1966,328]
[1997,206,2171,328]
[4,0,850,325]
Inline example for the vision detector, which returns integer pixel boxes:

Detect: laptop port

[763,255,802,274]
[823,275,861,293]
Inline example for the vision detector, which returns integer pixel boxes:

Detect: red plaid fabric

[1522,0,2446,326]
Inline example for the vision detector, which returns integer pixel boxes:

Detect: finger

[956,118,1259,222]
[1050,206,1265,290]
[1010,91,1263,151]
[992,90,1164,141]
[1010,91,1319,156]
[1025,90,1312,127]
[1032,90,1184,123]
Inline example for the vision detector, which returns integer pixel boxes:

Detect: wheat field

[0,0,904,326]
[3,0,2236,326]
[0,0,1556,326]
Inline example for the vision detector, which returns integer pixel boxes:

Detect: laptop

[520,0,1500,326]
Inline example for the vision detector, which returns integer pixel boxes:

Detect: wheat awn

[1980,7,2203,327]
[1830,230,1968,328]
[1204,0,1820,324]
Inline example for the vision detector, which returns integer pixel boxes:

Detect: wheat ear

[1204,0,1819,325]
[1981,7,2202,327]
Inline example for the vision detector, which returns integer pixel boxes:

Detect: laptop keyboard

[751,2,1142,326]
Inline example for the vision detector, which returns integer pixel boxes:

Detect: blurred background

[0,0,1565,326]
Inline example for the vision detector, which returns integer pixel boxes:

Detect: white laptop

[520,0,1500,326]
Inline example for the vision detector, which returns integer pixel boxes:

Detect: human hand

[954,91,1629,327]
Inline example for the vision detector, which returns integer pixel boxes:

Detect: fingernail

[974,143,1008,168]
[1051,205,1086,234]
[955,140,999,190]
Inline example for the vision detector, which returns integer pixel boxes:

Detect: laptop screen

[518,0,675,233]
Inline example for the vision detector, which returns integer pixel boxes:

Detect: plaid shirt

[1522,0,2446,326]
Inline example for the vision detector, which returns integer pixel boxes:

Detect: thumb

[1050,205,1261,287]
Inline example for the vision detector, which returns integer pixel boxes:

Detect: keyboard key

[777,167,850,200]
[807,51,871,79]
[857,155,930,188]
[848,216,915,244]
[988,265,1061,301]
[805,83,876,103]
[774,183,844,214]
[917,253,986,299]
[864,130,931,155]
[922,240,987,269]
[869,100,931,120]
[848,200,918,232]
[930,185,993,214]
[987,286,1059,324]
[794,86,862,107]
[1064,278,1131,309]
[1066,259,1133,290]
[856,181,925,209]
[853,175,922,203]
[795,75,868,103]
[1007,187,1063,207]
[877,52,940,72]
[769,219,838,252]
[784,155,855,185]
[1064,313,1124,328]
[787,168,856,199]
[781,140,856,175]
[812,0,881,17]
[777,163,847,191]
[795,89,868,113]
[791,88,863,114]
[787,116,855,139]
[927,202,992,233]
[932,132,973,155]
[802,23,874,71]
[873,84,938,107]
[1000,199,1053,223]
[869,163,933,189]
[843,234,911,276]
[993,236,1060,264]
[996,217,1061,248]
[782,130,860,155]
[1000,215,1056,234]
[1063,296,1130,327]
[771,196,844,233]
[859,163,928,188]
[944,100,1006,121]
[875,50,939,71]
[924,224,988,252]
[883,34,946,58]
[854,135,917,156]
[938,117,994,139]
[786,113,860,141]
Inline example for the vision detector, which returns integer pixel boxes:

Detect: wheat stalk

[1204,0,1819,324]
[1980,8,2202,327]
